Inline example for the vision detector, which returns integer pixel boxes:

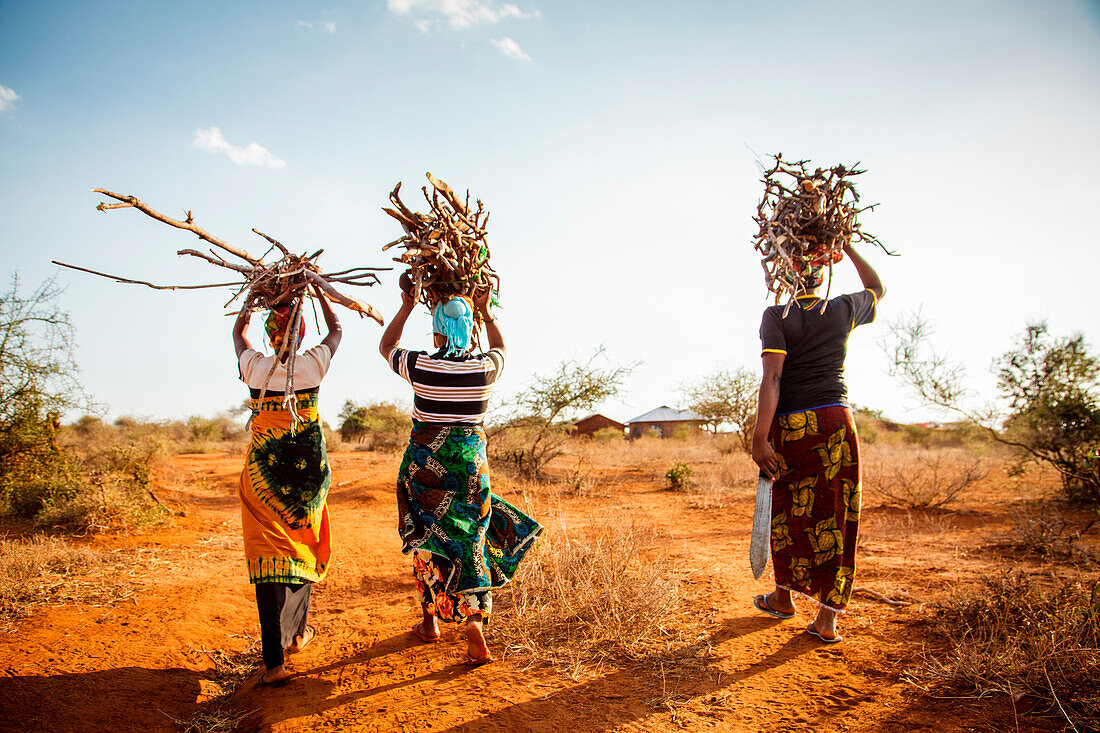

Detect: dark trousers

[255,581,312,670]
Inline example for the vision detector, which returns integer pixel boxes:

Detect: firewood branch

[92,188,260,266]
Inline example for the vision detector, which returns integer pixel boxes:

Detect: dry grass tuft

[862,510,958,542]
[689,453,757,508]
[921,572,1100,730]
[0,533,134,629]
[864,447,987,509]
[168,637,262,733]
[496,511,694,679]
[166,706,253,733]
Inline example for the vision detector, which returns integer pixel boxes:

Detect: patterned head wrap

[265,304,306,353]
[800,264,824,289]
[778,263,824,291]
[432,295,475,357]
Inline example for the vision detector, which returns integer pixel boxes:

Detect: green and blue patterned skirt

[397,421,542,624]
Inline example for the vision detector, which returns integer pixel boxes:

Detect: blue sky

[2,0,1099,426]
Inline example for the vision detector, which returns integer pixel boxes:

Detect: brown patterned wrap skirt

[768,404,862,613]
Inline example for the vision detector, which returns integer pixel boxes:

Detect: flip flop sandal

[260,671,290,687]
[410,621,441,644]
[805,624,843,644]
[286,625,315,655]
[464,653,495,667]
[754,594,796,620]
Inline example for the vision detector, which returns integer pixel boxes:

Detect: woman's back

[388,346,504,423]
[759,290,877,414]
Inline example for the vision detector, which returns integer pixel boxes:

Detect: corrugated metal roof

[625,406,705,424]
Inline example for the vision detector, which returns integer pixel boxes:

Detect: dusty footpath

[0,450,1069,732]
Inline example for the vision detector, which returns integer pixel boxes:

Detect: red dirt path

[0,451,1068,732]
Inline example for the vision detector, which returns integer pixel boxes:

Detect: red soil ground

[0,448,1090,732]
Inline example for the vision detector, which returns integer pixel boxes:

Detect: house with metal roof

[625,406,706,440]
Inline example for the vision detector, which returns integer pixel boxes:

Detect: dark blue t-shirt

[759,290,877,414]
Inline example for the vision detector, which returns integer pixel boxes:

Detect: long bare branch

[52,261,239,290]
[92,188,260,265]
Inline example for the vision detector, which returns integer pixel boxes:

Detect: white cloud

[296,19,335,32]
[0,84,19,114]
[388,0,533,30]
[192,127,286,169]
[491,36,531,62]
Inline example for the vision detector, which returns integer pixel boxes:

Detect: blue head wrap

[432,295,474,357]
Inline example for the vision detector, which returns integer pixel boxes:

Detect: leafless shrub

[555,455,619,499]
[922,572,1100,730]
[865,448,986,508]
[496,512,692,679]
[999,509,1097,564]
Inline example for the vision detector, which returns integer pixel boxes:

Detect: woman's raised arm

[473,287,504,354]
[379,279,419,358]
[233,306,253,358]
[843,244,884,301]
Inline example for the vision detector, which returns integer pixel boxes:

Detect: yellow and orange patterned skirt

[768,405,861,612]
[239,392,331,584]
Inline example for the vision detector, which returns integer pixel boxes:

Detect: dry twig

[753,154,895,315]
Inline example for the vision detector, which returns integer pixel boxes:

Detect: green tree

[996,324,1100,503]
[678,367,758,450]
[491,350,635,477]
[0,275,92,487]
[889,314,1100,504]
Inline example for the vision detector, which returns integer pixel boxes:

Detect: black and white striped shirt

[388,347,505,424]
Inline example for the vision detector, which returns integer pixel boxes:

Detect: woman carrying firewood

[379,280,541,667]
[232,285,341,686]
[750,244,884,644]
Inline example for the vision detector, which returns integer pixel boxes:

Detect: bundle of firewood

[55,189,388,323]
[54,189,391,426]
[753,154,890,312]
[381,173,498,319]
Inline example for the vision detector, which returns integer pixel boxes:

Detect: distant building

[626,406,706,439]
[572,414,626,436]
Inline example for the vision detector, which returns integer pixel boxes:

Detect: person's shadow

[428,615,817,732]
[0,666,205,733]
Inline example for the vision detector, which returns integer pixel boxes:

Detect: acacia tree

[491,350,635,477]
[888,313,1100,505]
[678,367,758,450]
[0,275,91,483]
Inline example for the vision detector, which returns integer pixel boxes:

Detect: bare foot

[465,616,492,665]
[286,625,315,654]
